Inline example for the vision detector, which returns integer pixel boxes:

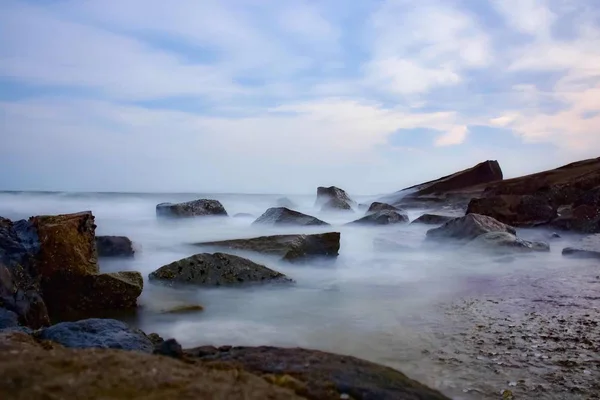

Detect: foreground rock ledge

[194,232,340,262]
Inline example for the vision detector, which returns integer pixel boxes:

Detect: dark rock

[41,271,143,317]
[146,332,165,347]
[349,210,409,226]
[411,214,455,225]
[195,232,341,262]
[38,318,154,353]
[366,202,399,214]
[233,213,254,218]
[276,197,297,208]
[426,214,516,242]
[552,204,600,233]
[154,338,184,358]
[321,198,353,212]
[189,346,450,400]
[149,253,291,286]
[465,232,550,253]
[156,199,228,218]
[562,234,600,259]
[0,308,19,329]
[253,207,329,226]
[467,194,557,227]
[0,263,49,329]
[95,236,134,257]
[316,186,354,207]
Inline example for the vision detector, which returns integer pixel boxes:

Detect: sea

[1,191,598,399]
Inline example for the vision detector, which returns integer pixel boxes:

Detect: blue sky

[1,0,599,194]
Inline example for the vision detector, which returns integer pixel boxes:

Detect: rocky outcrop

[382,160,503,208]
[0,331,308,400]
[195,232,340,262]
[95,236,135,257]
[321,198,353,212]
[465,232,550,253]
[466,157,600,232]
[316,186,354,207]
[37,318,154,353]
[366,202,399,214]
[411,214,454,225]
[253,208,329,226]
[188,346,450,400]
[156,199,228,218]
[149,253,291,287]
[276,197,297,209]
[349,210,409,226]
[426,214,516,242]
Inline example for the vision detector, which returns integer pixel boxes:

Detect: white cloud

[492,0,556,37]
[434,126,469,147]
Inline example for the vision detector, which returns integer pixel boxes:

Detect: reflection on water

[1,191,597,399]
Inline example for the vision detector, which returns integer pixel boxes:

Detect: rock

[0,263,50,329]
[148,253,292,287]
[154,338,184,358]
[95,235,135,257]
[253,207,329,226]
[0,308,19,329]
[349,210,409,226]
[188,346,450,400]
[411,214,455,225]
[467,194,558,227]
[195,232,341,262]
[161,304,205,314]
[426,214,516,242]
[0,331,303,400]
[321,198,353,212]
[30,211,99,278]
[41,271,143,317]
[146,332,165,347]
[276,197,296,208]
[561,234,600,259]
[551,204,600,233]
[465,232,550,253]
[366,202,400,214]
[316,186,354,207]
[233,213,254,218]
[38,318,154,353]
[156,199,228,218]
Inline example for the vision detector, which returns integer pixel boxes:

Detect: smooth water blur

[0,191,596,399]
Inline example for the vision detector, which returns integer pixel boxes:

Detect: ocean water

[1,191,598,399]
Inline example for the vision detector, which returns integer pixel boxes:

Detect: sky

[0,0,599,194]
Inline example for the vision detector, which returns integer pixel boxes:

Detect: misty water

[1,191,598,399]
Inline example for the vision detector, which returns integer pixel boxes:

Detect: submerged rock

[316,186,354,207]
[349,210,409,225]
[195,232,341,262]
[426,213,516,242]
[465,232,550,253]
[411,214,454,225]
[321,198,353,212]
[253,207,329,226]
[562,234,600,259]
[366,202,399,214]
[0,331,303,400]
[38,318,154,353]
[149,253,291,286]
[188,346,450,400]
[95,235,135,257]
[156,199,228,218]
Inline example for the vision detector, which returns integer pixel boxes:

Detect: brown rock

[467,194,557,227]
[188,346,450,400]
[0,332,304,400]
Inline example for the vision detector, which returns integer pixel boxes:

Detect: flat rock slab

[253,208,329,226]
[194,233,340,262]
[426,213,516,242]
[0,332,303,400]
[95,236,135,257]
[149,253,291,286]
[349,210,409,225]
[38,318,154,353]
[188,346,450,400]
[156,199,228,218]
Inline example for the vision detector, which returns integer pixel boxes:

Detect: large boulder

[95,236,135,257]
[321,198,353,212]
[149,253,291,287]
[349,210,409,226]
[195,232,341,262]
[156,199,228,218]
[366,202,400,214]
[465,232,550,253]
[316,186,354,207]
[0,331,305,400]
[188,346,450,400]
[426,214,516,242]
[38,318,154,353]
[253,207,329,226]
[411,214,454,225]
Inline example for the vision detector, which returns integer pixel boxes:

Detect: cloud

[434,126,469,147]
